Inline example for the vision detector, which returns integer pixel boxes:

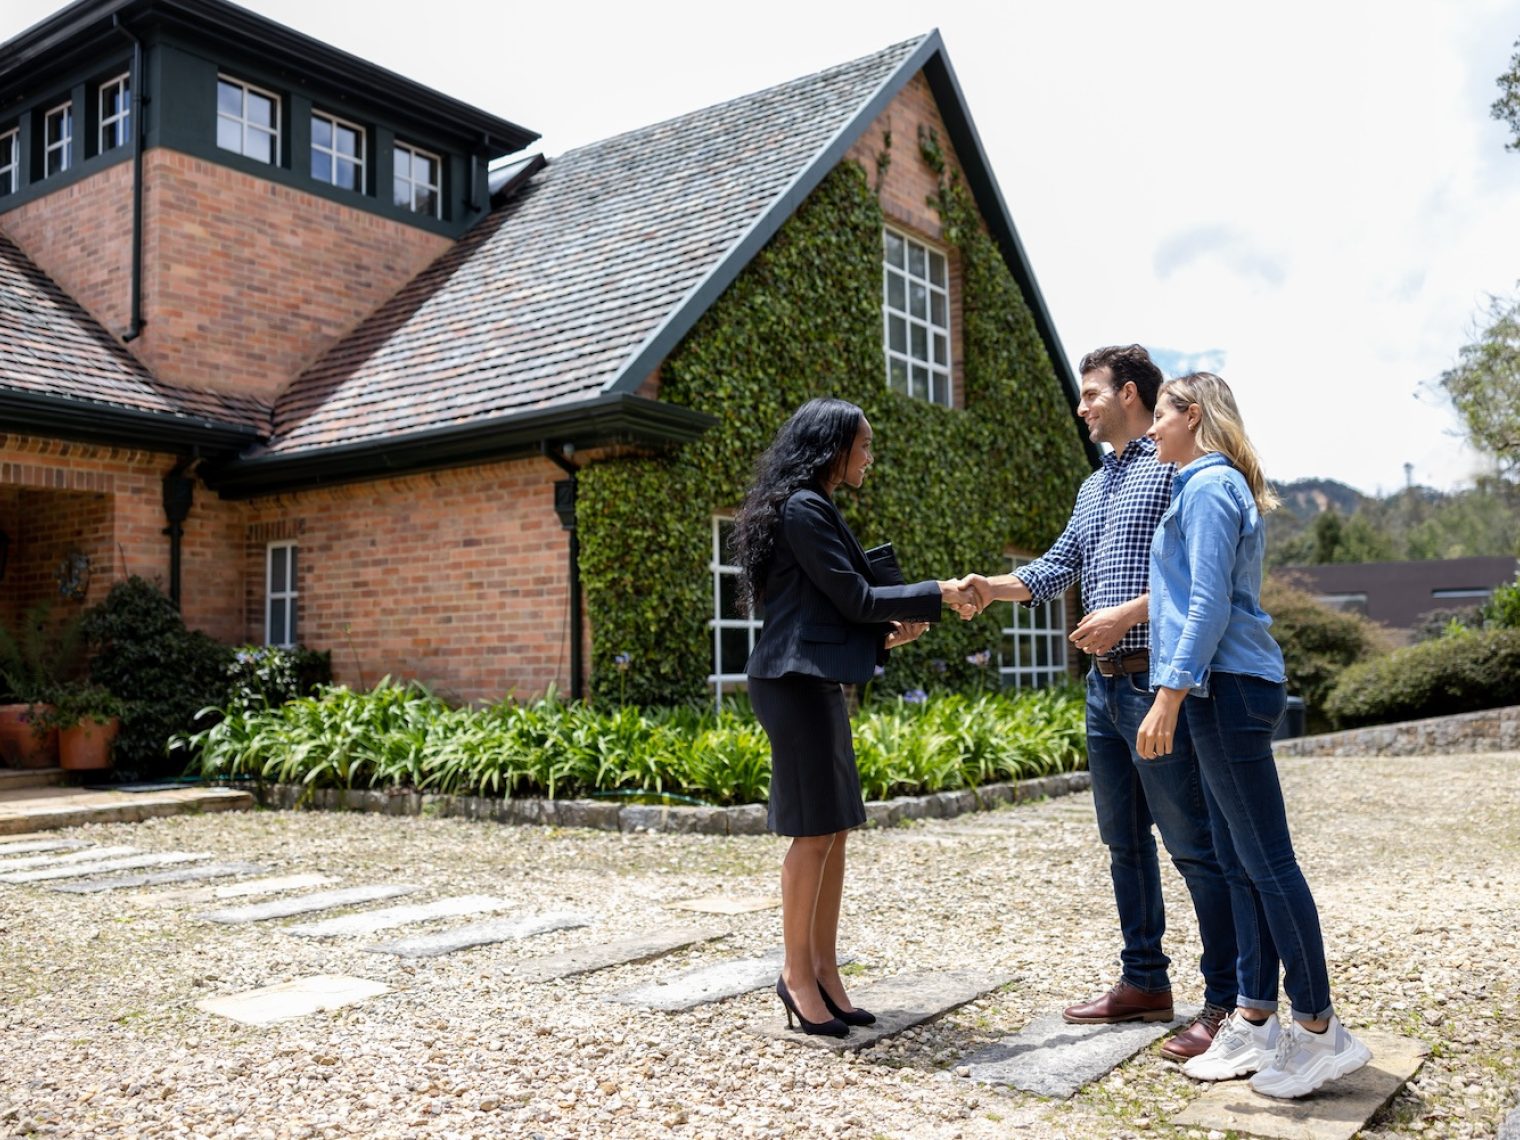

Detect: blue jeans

[1086,669,1238,1007]
[1185,672,1333,1023]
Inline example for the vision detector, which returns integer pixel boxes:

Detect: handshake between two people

[883,575,996,651]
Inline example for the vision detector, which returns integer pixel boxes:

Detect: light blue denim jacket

[1149,453,1286,694]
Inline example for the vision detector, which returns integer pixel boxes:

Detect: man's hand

[1136,687,1187,760]
[1069,596,1147,656]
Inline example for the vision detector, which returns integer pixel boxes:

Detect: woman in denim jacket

[1135,372,1372,1099]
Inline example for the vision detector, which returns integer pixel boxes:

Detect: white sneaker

[1249,1015,1372,1099]
[1182,1010,1281,1081]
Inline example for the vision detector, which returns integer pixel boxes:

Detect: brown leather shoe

[1062,980,1175,1024]
[1160,1001,1233,1060]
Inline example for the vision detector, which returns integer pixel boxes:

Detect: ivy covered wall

[577,153,1091,706]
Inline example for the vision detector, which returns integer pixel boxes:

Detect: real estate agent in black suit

[731,397,979,1037]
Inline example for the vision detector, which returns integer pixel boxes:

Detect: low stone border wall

[1276,704,1520,758]
[240,770,1093,836]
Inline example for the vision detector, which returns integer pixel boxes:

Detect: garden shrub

[1262,574,1391,733]
[1323,627,1520,728]
[1482,573,1520,630]
[226,644,333,711]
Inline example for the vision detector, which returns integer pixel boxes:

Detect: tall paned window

[217,76,280,164]
[882,228,951,406]
[311,110,364,191]
[266,542,298,648]
[0,129,17,196]
[393,141,440,217]
[998,556,1069,689]
[708,518,763,701]
[44,102,72,176]
[99,72,131,153]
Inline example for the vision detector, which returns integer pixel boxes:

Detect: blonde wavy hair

[1158,372,1280,512]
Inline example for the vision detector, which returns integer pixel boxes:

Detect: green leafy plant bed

[184,680,1086,805]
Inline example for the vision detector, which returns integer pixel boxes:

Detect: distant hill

[1274,478,1369,524]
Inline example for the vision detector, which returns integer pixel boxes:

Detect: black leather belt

[1095,651,1149,677]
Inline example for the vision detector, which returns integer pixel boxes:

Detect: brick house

[1,0,1094,707]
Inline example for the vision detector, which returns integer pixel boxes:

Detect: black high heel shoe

[818,982,876,1027]
[776,977,848,1037]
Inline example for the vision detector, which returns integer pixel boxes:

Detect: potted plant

[37,682,127,771]
[0,604,85,769]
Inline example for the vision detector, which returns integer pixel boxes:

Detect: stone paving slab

[198,884,421,924]
[605,950,862,1012]
[137,873,335,908]
[957,1006,1194,1097]
[0,852,206,884]
[753,969,1014,1053]
[667,893,780,915]
[363,911,593,959]
[0,845,139,872]
[1500,1098,1520,1140]
[49,862,271,894]
[1171,1030,1427,1140]
[0,838,92,857]
[196,974,392,1027]
[504,926,727,984]
[0,785,253,835]
[286,894,511,938]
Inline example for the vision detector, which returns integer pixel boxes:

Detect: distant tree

[1495,35,1520,151]
[1276,509,1396,565]
[1440,292,1520,474]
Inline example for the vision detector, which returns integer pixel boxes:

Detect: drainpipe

[162,461,195,609]
[113,14,146,342]
[542,441,583,701]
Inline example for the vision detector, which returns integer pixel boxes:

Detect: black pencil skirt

[749,673,866,838]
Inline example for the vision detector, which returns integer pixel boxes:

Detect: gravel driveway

[1,752,1516,1139]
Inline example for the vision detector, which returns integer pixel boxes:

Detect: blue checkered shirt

[1015,437,1175,661]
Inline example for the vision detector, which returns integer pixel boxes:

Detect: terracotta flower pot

[0,703,60,769]
[58,716,121,771]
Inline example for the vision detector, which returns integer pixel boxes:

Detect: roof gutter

[205,392,717,499]
[0,387,262,454]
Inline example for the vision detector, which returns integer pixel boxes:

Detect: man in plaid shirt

[970,345,1238,1061]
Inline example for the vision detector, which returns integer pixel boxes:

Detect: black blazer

[745,487,943,685]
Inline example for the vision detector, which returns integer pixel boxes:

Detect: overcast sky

[6,0,1519,495]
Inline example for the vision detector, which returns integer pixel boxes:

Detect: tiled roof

[0,231,268,432]
[266,36,926,455]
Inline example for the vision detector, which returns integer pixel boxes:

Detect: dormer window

[311,110,365,192]
[0,129,17,196]
[393,141,440,218]
[217,76,280,164]
[99,72,131,153]
[44,101,73,176]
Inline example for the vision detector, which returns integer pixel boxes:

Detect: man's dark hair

[1078,344,1164,411]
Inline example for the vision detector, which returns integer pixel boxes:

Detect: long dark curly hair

[730,397,863,616]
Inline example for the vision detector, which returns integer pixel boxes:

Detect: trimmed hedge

[1262,575,1390,733]
[1324,627,1520,729]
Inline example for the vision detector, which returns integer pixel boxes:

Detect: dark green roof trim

[206,393,718,499]
[0,387,262,453]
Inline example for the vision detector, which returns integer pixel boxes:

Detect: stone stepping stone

[0,838,93,858]
[197,884,420,924]
[668,894,780,915]
[50,862,270,894]
[752,969,1013,1052]
[286,894,511,938]
[606,949,860,1012]
[505,926,727,984]
[0,845,139,872]
[139,872,336,908]
[956,1006,1194,1097]
[363,911,592,959]
[0,852,206,884]
[1172,1030,1427,1140]
[196,974,391,1027]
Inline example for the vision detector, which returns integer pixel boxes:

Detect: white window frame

[310,108,365,192]
[393,140,441,218]
[99,72,131,154]
[44,101,73,177]
[0,128,17,195]
[882,226,952,406]
[998,555,1069,690]
[265,542,298,649]
[708,517,763,703]
[217,75,281,165]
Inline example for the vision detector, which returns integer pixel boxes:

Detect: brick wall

[845,71,969,407]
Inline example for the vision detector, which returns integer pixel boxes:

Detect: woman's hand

[1135,687,1188,760]
[884,620,928,650]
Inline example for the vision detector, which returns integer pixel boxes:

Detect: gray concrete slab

[667,894,779,915]
[197,884,420,924]
[137,872,335,908]
[504,926,727,984]
[1171,1030,1427,1140]
[49,862,270,894]
[753,969,1014,1053]
[196,974,391,1027]
[285,894,511,937]
[0,851,207,884]
[0,845,138,872]
[0,838,92,857]
[362,911,592,958]
[1499,1097,1520,1140]
[605,950,857,1012]
[958,1006,1194,1098]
